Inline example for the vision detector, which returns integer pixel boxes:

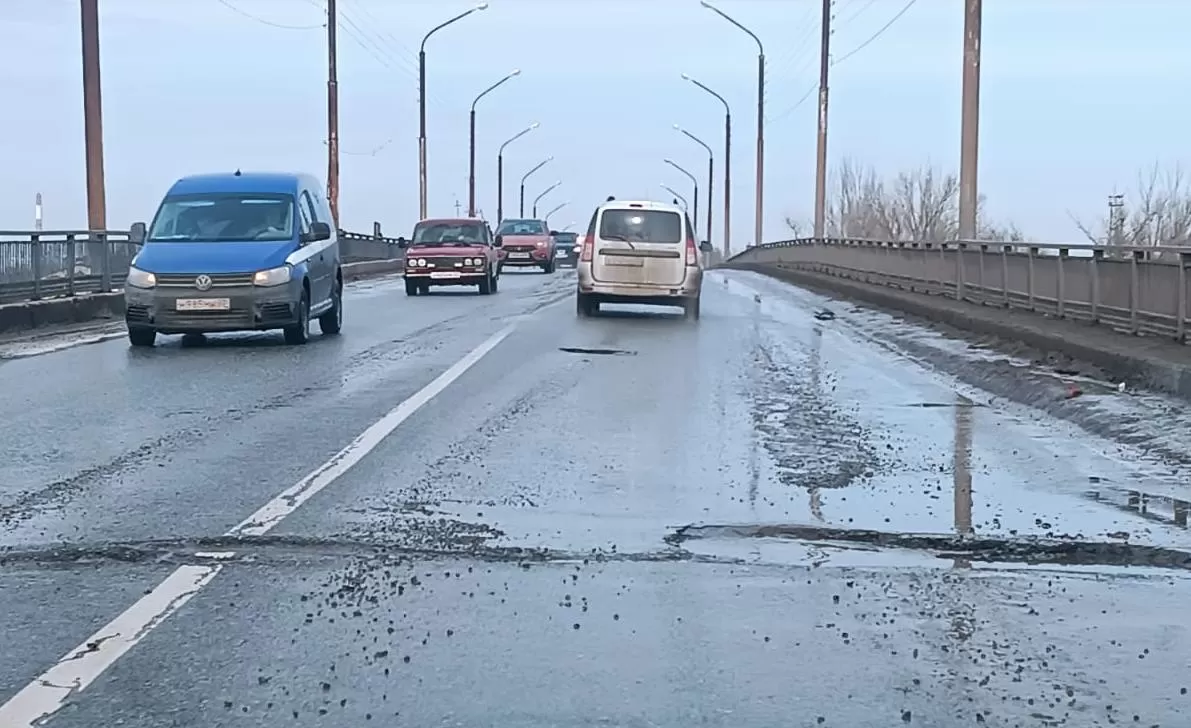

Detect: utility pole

[80,0,107,231]
[812,0,831,238]
[957,0,982,240]
[326,0,340,225]
[454,197,462,216]
[754,52,765,248]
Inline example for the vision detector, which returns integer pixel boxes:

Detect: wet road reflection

[3,270,1191,727]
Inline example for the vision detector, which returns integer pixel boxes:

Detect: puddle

[558,347,636,356]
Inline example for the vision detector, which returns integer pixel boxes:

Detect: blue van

[124,171,342,347]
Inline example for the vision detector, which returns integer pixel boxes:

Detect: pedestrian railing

[728,237,1191,343]
[0,224,405,306]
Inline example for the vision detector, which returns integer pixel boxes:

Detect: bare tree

[1070,163,1191,257]
[787,159,1024,244]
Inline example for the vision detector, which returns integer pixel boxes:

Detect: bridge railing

[727,237,1191,342]
[0,224,406,305]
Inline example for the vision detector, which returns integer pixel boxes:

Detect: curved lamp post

[532,180,561,217]
[543,201,568,225]
[519,157,552,216]
[469,68,520,216]
[661,184,688,211]
[418,1,488,218]
[497,122,539,223]
[698,0,764,248]
[664,158,698,233]
[674,125,714,245]
[681,73,732,256]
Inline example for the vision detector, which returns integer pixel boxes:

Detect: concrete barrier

[0,259,405,336]
[730,262,1191,400]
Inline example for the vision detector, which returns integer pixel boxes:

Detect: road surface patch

[0,323,516,727]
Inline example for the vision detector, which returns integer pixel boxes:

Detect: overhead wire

[767,0,919,125]
[212,0,323,30]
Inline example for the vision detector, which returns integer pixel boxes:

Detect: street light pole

[674,125,714,246]
[664,159,698,235]
[469,68,520,217]
[326,0,340,225]
[519,157,552,216]
[543,201,568,225]
[80,0,106,231]
[497,122,540,224]
[958,0,983,240]
[681,73,731,257]
[532,180,561,217]
[661,184,688,212]
[419,2,488,220]
[700,1,764,248]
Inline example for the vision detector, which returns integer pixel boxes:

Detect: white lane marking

[0,324,517,726]
[229,323,516,536]
[0,564,223,727]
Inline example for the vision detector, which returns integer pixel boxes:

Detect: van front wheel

[284,290,310,345]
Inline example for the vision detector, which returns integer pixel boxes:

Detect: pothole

[558,347,636,356]
[666,523,1191,570]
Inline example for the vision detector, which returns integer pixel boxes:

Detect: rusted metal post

[80,0,107,231]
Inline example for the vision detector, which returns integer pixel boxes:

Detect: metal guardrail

[0,226,405,305]
[0,229,138,304]
[728,237,1191,343]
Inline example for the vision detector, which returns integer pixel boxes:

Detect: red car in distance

[493,218,557,274]
[398,217,501,296]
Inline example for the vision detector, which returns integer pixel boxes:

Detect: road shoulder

[733,263,1191,399]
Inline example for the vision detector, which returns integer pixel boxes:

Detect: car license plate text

[430,271,461,279]
[508,252,531,259]
[176,298,231,311]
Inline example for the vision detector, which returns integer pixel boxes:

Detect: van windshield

[147,193,295,243]
[599,209,682,244]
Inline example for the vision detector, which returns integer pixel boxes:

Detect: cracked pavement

[2,269,1191,727]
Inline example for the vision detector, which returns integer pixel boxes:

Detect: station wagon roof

[167,172,308,196]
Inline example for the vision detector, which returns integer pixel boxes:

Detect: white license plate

[606,257,644,267]
[508,252,531,259]
[430,271,461,279]
[175,298,230,311]
[555,249,567,257]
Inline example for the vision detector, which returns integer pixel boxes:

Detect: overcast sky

[2,0,1188,244]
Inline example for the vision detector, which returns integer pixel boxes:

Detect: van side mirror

[493,234,503,248]
[303,221,332,243]
[549,230,559,237]
[699,240,713,253]
[396,237,409,248]
[129,221,147,244]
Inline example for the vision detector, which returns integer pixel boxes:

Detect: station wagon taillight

[580,234,594,262]
[685,231,698,266]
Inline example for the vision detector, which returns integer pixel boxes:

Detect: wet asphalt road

[2,268,1191,727]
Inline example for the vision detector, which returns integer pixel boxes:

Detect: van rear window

[598,209,682,244]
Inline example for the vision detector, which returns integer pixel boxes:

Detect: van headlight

[253,265,292,287]
[126,266,156,289]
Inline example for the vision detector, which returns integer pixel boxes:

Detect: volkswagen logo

[194,275,213,291]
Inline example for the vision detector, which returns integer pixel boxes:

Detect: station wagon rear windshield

[599,209,682,244]
[412,222,487,244]
[496,219,546,236]
[147,193,295,243]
